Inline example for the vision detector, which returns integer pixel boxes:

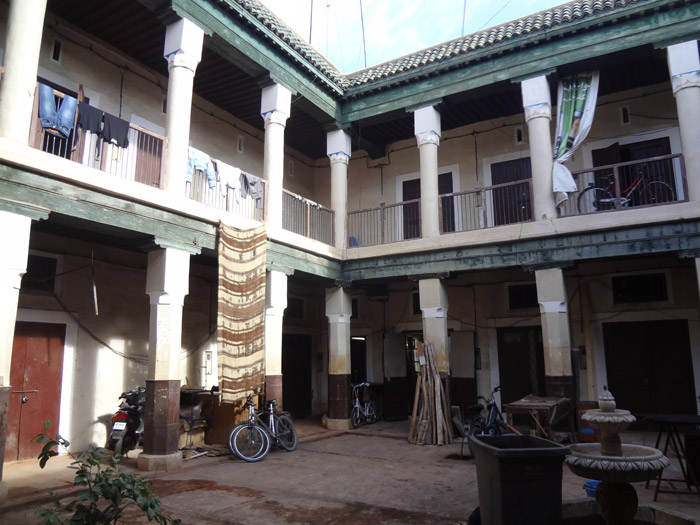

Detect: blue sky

[260,0,569,72]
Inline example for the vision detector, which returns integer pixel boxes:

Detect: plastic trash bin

[469,434,570,525]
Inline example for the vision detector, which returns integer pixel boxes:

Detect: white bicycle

[350,382,378,428]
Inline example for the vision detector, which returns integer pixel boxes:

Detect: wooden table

[636,413,700,501]
[503,395,574,440]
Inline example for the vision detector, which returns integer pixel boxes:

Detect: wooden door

[402,179,421,240]
[603,320,696,419]
[497,326,545,405]
[6,322,65,462]
[281,334,312,417]
[491,158,532,226]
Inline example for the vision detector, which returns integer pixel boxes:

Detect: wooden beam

[341,221,700,281]
[266,240,342,281]
[0,165,217,252]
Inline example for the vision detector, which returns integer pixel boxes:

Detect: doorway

[6,322,66,462]
[350,337,367,385]
[497,326,545,405]
[603,320,696,417]
[281,333,312,417]
[491,157,533,226]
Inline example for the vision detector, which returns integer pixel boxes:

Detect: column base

[137,451,182,472]
[265,375,283,409]
[325,418,352,431]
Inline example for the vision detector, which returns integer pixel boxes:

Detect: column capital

[421,307,446,319]
[667,41,700,95]
[261,84,292,126]
[327,129,351,163]
[327,313,351,324]
[163,18,203,73]
[414,106,441,147]
[521,75,552,122]
[329,151,350,165]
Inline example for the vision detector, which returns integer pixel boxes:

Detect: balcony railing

[187,170,265,222]
[282,190,334,245]
[347,199,421,247]
[558,153,686,216]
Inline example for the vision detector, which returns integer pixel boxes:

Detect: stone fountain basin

[566,443,670,484]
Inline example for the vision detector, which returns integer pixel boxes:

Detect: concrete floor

[0,418,698,524]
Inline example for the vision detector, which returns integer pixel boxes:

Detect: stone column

[264,270,287,406]
[0,0,47,143]
[667,41,700,202]
[414,106,441,237]
[326,286,352,430]
[139,248,190,471]
[261,84,292,232]
[521,76,557,220]
[535,267,574,399]
[162,18,204,193]
[0,211,31,498]
[419,278,449,374]
[327,130,351,249]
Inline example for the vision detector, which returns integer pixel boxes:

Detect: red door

[5,322,65,462]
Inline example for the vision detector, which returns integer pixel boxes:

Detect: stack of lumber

[408,342,453,445]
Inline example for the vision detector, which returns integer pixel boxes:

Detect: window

[508,283,538,310]
[21,254,58,292]
[612,273,667,303]
[351,298,358,319]
[412,292,421,316]
[51,39,62,63]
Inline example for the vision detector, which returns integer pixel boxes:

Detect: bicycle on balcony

[577,165,675,214]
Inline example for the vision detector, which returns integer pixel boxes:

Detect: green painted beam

[172,0,342,121]
[0,164,217,252]
[341,221,700,281]
[266,240,342,281]
[341,3,700,123]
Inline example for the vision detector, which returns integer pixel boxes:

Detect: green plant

[34,421,180,525]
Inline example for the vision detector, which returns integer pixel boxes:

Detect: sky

[259,0,570,73]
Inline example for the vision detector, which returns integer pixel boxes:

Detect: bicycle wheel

[577,186,617,214]
[366,403,378,424]
[229,423,271,462]
[351,406,362,429]
[275,414,298,451]
[646,181,675,205]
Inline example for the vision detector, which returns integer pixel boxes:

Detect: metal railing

[282,190,334,245]
[558,153,686,216]
[187,170,266,222]
[347,199,421,247]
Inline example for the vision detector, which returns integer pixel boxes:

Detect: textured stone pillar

[139,248,190,471]
[419,278,449,374]
[162,18,204,193]
[667,41,700,202]
[261,84,292,232]
[414,106,441,237]
[0,0,47,143]
[327,130,351,249]
[522,76,556,220]
[265,270,287,407]
[326,286,352,429]
[0,211,31,498]
[535,267,574,399]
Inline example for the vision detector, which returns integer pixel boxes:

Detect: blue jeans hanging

[38,83,77,138]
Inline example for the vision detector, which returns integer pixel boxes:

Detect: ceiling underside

[45,0,671,163]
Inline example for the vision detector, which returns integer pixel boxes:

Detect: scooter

[108,386,145,456]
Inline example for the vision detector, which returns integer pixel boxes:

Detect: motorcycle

[108,386,145,456]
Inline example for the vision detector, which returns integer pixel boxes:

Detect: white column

[327,130,351,249]
[326,286,352,429]
[264,270,287,404]
[0,212,31,386]
[522,76,557,220]
[0,0,47,143]
[667,41,700,202]
[145,248,190,380]
[261,84,292,232]
[419,278,449,374]
[162,18,204,193]
[414,106,441,237]
[535,268,573,379]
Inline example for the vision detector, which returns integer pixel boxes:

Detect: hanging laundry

[216,161,242,201]
[38,83,77,138]
[242,173,264,209]
[187,147,216,188]
[77,101,103,134]
[101,113,130,148]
